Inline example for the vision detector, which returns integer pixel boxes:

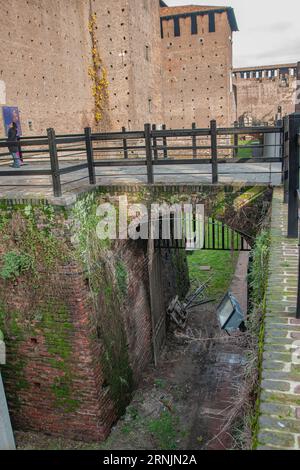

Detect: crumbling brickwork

[0,198,189,441]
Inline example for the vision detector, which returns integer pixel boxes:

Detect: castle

[0,0,238,136]
[0,1,298,137]
[233,63,299,126]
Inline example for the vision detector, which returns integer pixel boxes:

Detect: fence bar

[287,114,300,238]
[145,123,154,184]
[122,126,129,160]
[233,121,239,158]
[192,122,197,159]
[283,116,290,203]
[85,127,96,185]
[211,120,218,184]
[47,128,62,197]
[152,124,158,161]
[162,124,168,159]
[297,191,300,319]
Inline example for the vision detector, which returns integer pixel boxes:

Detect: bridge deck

[0,161,282,202]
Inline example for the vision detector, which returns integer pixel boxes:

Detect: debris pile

[167,278,215,329]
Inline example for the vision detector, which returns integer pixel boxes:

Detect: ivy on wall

[88,12,109,124]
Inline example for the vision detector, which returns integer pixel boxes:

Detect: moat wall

[0,194,189,441]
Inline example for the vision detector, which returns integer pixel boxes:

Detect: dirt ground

[15,252,251,451]
[15,304,249,451]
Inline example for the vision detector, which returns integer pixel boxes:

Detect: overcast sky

[167,0,300,67]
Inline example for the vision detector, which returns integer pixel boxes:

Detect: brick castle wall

[233,64,298,125]
[161,7,235,128]
[0,1,236,137]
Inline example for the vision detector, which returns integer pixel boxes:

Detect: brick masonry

[233,64,298,125]
[257,188,300,450]
[0,1,236,137]
[0,201,189,442]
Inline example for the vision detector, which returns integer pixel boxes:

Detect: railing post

[152,124,158,161]
[122,126,128,160]
[145,123,154,184]
[234,121,239,158]
[192,122,197,159]
[47,128,62,198]
[287,114,300,238]
[210,120,218,184]
[297,199,300,319]
[283,116,289,203]
[162,124,168,159]
[85,127,96,185]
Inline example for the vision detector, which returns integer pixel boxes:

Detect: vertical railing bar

[192,122,197,159]
[288,114,300,238]
[211,120,218,184]
[85,127,96,185]
[162,124,168,159]
[47,128,62,198]
[152,124,158,161]
[145,123,154,184]
[233,121,239,158]
[122,126,128,160]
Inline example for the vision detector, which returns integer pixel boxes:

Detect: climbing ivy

[88,12,109,124]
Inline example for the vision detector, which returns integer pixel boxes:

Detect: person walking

[7,122,21,168]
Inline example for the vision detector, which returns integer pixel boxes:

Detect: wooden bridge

[0,119,285,200]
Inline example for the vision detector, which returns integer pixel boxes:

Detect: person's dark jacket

[7,127,18,153]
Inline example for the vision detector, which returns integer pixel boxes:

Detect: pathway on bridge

[0,161,282,201]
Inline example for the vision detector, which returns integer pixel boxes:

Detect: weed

[148,411,180,450]
[0,251,34,280]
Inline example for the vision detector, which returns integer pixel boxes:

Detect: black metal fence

[0,120,284,197]
[283,113,300,319]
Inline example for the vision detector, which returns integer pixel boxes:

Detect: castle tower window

[208,13,216,33]
[191,14,198,35]
[174,17,181,37]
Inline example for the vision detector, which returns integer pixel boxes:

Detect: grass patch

[148,411,180,450]
[236,139,261,159]
[187,250,239,300]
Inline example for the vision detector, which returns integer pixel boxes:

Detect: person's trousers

[10,152,21,168]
